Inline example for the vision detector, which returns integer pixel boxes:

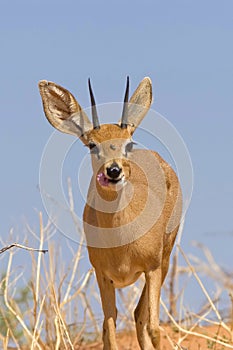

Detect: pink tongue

[97,172,109,187]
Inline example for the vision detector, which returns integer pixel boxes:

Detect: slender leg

[95,270,118,350]
[134,283,154,349]
[146,269,162,350]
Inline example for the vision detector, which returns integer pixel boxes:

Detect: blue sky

[0,1,233,281]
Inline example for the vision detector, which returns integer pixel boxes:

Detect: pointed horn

[121,76,129,129]
[88,78,100,129]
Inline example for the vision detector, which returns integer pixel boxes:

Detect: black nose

[106,162,122,179]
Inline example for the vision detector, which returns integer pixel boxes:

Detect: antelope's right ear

[38,80,92,138]
[127,77,152,133]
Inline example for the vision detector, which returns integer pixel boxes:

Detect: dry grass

[0,225,99,349]
[0,210,233,349]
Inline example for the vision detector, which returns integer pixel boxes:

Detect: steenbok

[39,77,182,350]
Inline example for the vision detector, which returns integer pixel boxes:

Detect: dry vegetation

[0,211,233,349]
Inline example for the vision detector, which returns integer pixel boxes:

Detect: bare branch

[0,243,48,255]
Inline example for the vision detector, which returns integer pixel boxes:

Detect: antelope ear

[127,77,152,133]
[38,80,93,138]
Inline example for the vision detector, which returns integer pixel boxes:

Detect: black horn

[88,78,100,129]
[121,76,129,129]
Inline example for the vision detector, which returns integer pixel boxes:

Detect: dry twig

[0,243,48,255]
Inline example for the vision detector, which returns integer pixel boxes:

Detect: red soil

[77,324,233,349]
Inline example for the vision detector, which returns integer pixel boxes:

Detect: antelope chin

[97,172,125,188]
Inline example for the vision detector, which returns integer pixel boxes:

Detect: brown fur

[39,78,182,349]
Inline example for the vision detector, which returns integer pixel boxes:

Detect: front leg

[95,270,118,350]
[134,269,162,350]
[134,284,154,349]
[146,268,162,350]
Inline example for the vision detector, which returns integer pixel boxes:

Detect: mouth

[97,172,125,187]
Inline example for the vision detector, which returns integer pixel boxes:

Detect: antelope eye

[89,142,97,150]
[88,142,99,155]
[125,141,135,154]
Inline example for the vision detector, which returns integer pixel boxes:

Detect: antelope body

[39,77,182,350]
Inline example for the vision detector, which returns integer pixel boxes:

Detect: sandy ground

[5,324,232,349]
[77,325,233,349]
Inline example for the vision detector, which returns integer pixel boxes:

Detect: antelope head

[38,77,152,192]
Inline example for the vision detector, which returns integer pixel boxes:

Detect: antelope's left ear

[127,77,152,133]
[38,80,93,138]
